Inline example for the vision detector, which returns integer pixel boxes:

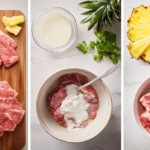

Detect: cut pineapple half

[10,15,25,26]
[141,44,150,62]
[127,5,150,62]
[2,16,10,27]
[5,25,22,36]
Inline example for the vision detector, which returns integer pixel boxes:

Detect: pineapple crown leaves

[79,0,121,31]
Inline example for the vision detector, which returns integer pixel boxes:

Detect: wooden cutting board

[0,10,26,150]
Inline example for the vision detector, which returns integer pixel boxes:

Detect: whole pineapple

[127,5,150,62]
[79,0,121,31]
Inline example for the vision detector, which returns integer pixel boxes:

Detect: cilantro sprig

[76,30,121,64]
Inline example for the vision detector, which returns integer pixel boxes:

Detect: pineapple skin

[10,15,25,26]
[5,25,22,36]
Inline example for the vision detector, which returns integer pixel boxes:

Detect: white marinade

[60,84,90,131]
[39,15,71,48]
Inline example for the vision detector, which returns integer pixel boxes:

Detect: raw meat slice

[0,31,18,67]
[47,73,98,129]
[0,43,18,67]
[0,30,17,49]
[0,55,2,65]
[0,126,3,136]
[0,88,18,98]
[139,110,150,133]
[139,93,150,111]
[0,81,11,89]
[0,82,25,136]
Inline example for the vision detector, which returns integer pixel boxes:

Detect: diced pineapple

[5,25,22,36]
[2,16,10,27]
[141,45,150,62]
[10,15,25,26]
[128,36,150,59]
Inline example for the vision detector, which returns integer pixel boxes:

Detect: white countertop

[31,0,121,149]
[0,0,28,150]
[123,0,150,66]
[124,66,150,150]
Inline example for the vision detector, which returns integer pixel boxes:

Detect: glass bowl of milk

[32,7,78,52]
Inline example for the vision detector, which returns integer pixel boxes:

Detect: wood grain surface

[0,10,26,150]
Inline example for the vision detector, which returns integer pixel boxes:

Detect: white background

[0,0,28,150]
[124,0,150,66]
[124,67,150,150]
[31,0,121,150]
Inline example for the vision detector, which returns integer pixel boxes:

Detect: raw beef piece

[0,81,25,137]
[139,93,150,111]
[47,73,98,129]
[0,30,18,67]
[139,110,150,133]
[0,126,3,136]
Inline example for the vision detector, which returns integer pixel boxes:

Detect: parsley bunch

[76,30,121,64]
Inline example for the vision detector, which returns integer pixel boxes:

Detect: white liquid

[60,84,90,132]
[39,15,71,48]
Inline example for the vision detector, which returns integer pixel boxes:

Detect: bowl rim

[133,77,150,138]
[36,68,113,143]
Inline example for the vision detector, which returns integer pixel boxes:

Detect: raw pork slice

[139,110,150,133]
[0,30,18,67]
[0,81,25,137]
[139,93,150,111]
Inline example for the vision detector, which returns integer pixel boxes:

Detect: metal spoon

[77,65,117,93]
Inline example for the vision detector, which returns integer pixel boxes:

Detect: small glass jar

[32,7,78,52]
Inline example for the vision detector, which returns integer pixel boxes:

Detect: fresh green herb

[76,30,121,64]
[76,41,96,54]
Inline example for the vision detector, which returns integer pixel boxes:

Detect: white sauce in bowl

[39,15,71,48]
[60,84,89,131]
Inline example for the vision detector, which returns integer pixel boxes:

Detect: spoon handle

[79,65,117,90]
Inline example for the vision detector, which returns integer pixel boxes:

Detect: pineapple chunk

[141,45,150,62]
[2,16,10,26]
[127,5,150,62]
[10,15,25,26]
[5,25,22,36]
[128,36,150,60]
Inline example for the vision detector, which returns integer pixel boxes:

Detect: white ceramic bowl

[133,78,150,138]
[36,68,112,143]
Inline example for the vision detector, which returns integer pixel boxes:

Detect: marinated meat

[47,73,98,129]
[0,81,25,137]
[0,30,18,67]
